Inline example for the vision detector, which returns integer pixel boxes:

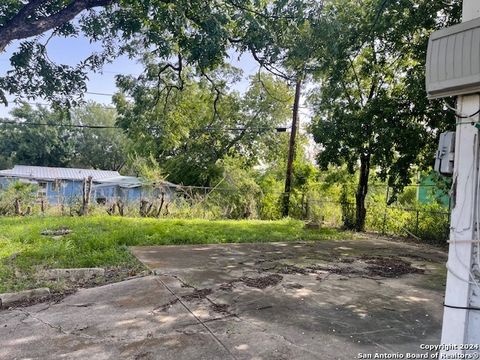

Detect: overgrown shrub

[365,190,450,244]
[258,174,283,220]
[0,181,39,215]
[404,203,450,244]
[219,158,262,219]
[339,186,355,229]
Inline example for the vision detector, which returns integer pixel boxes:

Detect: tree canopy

[309,0,460,230]
[0,0,237,105]
[0,102,129,171]
[0,1,325,106]
[114,72,293,185]
[70,102,129,171]
[0,103,74,168]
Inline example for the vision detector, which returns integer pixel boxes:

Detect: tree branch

[256,69,293,103]
[223,108,262,155]
[0,0,114,52]
[347,56,365,106]
[223,0,300,20]
[248,46,291,81]
[153,55,184,108]
[200,70,225,124]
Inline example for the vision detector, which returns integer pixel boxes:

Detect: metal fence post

[203,188,207,219]
[305,195,310,220]
[415,210,419,236]
[382,186,389,235]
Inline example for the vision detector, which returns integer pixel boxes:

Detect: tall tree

[231,0,323,216]
[0,103,75,167]
[70,102,129,171]
[114,71,292,186]
[310,0,460,231]
[0,102,131,171]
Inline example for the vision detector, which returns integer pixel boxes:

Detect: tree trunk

[282,77,302,217]
[140,200,149,217]
[0,0,113,52]
[117,200,124,216]
[14,198,21,215]
[107,202,116,215]
[80,176,93,216]
[155,192,165,218]
[355,153,370,231]
[164,203,170,216]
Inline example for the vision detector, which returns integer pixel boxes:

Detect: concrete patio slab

[0,238,447,359]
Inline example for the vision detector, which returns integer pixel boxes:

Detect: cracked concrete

[0,238,447,359]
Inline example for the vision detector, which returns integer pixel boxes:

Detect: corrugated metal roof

[0,165,120,181]
[95,176,145,188]
[94,176,179,189]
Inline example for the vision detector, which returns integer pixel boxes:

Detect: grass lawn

[0,216,349,293]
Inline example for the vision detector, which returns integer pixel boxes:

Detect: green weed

[0,216,348,292]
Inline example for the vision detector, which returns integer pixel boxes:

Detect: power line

[0,119,290,132]
[86,91,115,97]
[100,70,142,77]
[205,126,290,132]
[2,101,50,107]
[1,91,119,107]
[0,120,120,129]
[1,100,117,110]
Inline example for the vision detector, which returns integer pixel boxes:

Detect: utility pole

[440,0,480,353]
[282,77,302,217]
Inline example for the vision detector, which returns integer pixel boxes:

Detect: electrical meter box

[426,17,480,99]
[434,132,456,176]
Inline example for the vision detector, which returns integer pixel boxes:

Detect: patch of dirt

[218,282,235,292]
[249,253,426,283]
[396,253,436,262]
[239,274,283,289]
[210,303,229,314]
[254,258,267,264]
[65,267,149,289]
[313,266,362,276]
[1,267,149,311]
[181,288,213,301]
[308,255,425,280]
[283,283,304,289]
[2,288,78,310]
[218,273,284,291]
[134,352,154,360]
[153,288,213,312]
[363,257,425,278]
[276,264,310,275]
[181,282,194,288]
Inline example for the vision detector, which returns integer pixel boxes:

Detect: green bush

[218,158,263,219]
[365,192,449,243]
[405,203,450,244]
[0,181,39,215]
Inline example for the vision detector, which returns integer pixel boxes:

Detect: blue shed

[0,165,179,205]
[93,176,178,204]
[0,165,120,204]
